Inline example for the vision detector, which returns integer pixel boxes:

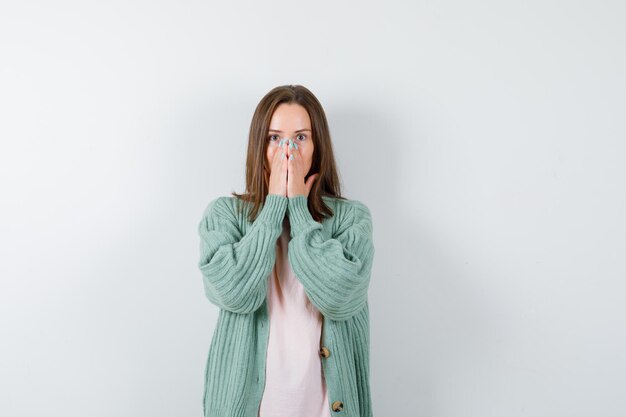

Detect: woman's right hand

[267,138,288,197]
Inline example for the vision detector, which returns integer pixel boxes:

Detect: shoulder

[200,195,239,223]
[348,198,372,218]
[348,199,373,235]
[333,197,371,219]
[328,197,373,234]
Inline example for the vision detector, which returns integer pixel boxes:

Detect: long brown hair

[232,84,345,223]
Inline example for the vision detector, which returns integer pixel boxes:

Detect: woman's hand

[266,139,288,197]
[286,138,318,198]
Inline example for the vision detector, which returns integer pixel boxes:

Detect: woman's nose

[279,138,297,150]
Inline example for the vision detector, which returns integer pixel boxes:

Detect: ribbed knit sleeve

[197,194,288,314]
[286,195,375,321]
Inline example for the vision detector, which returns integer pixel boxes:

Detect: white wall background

[1,1,624,416]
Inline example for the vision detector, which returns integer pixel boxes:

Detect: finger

[279,142,288,181]
[287,143,296,171]
[288,141,303,176]
[272,140,285,170]
[288,138,299,156]
[287,138,297,159]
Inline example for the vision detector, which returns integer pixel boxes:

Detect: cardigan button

[319,346,331,358]
[331,400,343,412]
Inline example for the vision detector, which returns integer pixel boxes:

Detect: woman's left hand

[287,140,318,198]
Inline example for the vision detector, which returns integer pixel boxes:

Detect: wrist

[287,195,316,234]
[257,194,288,224]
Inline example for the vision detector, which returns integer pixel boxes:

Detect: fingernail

[294,142,298,149]
[279,139,285,147]
[281,153,285,159]
[289,154,294,160]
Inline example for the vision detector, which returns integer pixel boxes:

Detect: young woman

[197,84,375,417]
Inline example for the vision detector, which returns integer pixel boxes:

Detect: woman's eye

[296,134,307,141]
[268,135,279,141]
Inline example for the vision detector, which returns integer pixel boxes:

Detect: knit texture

[197,194,375,417]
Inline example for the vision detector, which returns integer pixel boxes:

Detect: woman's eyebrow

[268,129,311,133]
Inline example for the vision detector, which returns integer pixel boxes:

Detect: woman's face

[266,102,314,175]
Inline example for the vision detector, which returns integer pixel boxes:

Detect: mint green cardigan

[197,193,375,417]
